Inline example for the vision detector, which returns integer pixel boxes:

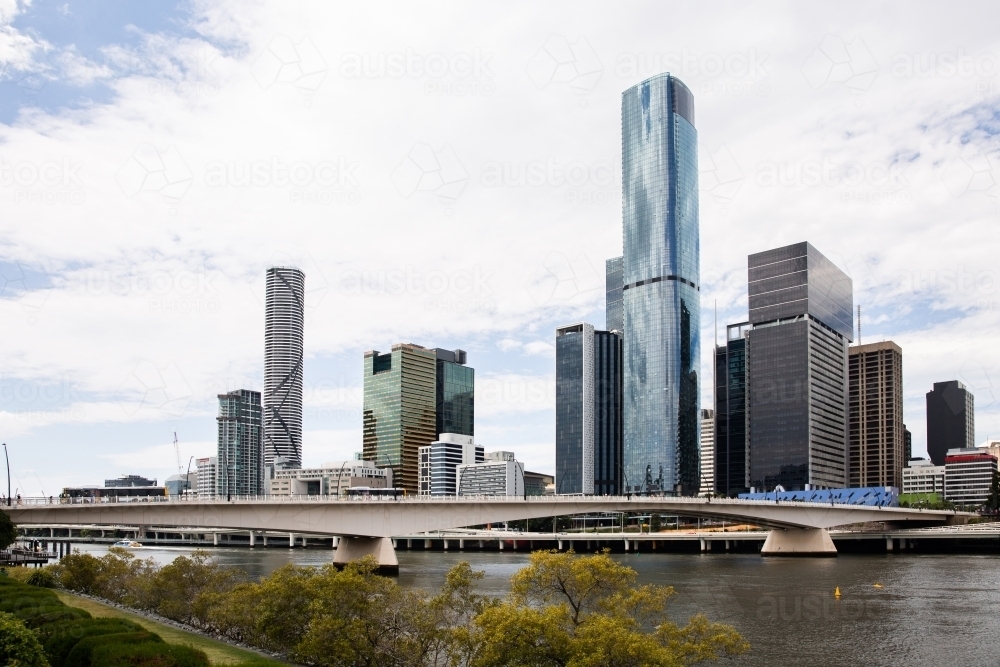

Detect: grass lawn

[54,590,291,666]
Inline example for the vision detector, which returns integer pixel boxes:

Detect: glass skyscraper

[747,242,853,491]
[555,323,623,496]
[605,256,623,332]
[434,348,474,438]
[217,389,263,497]
[715,322,750,496]
[621,73,700,496]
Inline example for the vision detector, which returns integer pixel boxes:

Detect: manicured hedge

[0,573,210,667]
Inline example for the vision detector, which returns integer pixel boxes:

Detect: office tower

[848,341,904,489]
[699,408,714,495]
[195,457,217,497]
[747,242,853,491]
[363,344,437,493]
[555,323,623,495]
[621,73,700,496]
[264,266,304,470]
[217,389,264,496]
[926,381,975,465]
[418,433,483,496]
[457,451,525,496]
[434,349,474,438]
[904,425,912,462]
[714,322,751,496]
[606,256,623,332]
[944,448,996,505]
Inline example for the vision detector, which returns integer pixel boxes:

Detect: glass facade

[747,242,852,491]
[926,380,975,465]
[605,256,623,332]
[362,344,437,493]
[594,330,623,495]
[714,323,750,496]
[621,73,700,496]
[434,349,474,437]
[555,324,593,494]
[217,389,263,497]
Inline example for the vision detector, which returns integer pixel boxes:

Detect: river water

[70,544,1000,667]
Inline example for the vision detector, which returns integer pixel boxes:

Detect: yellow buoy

[834,586,841,599]
[873,583,883,589]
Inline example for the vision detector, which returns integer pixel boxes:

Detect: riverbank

[53,589,293,666]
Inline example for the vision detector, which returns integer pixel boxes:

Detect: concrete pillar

[424,539,432,549]
[407,539,412,549]
[249,532,256,547]
[443,539,449,551]
[499,539,504,551]
[262,534,268,547]
[529,540,534,551]
[725,540,731,551]
[901,538,907,550]
[333,537,399,575]
[512,540,517,551]
[558,540,564,550]
[478,540,484,549]
[49,528,54,538]
[333,536,340,547]
[761,529,837,557]
[289,532,296,547]
[459,539,465,549]
[886,537,894,552]
[392,539,398,548]
[625,539,630,552]
[700,539,707,552]
[213,533,218,546]
[586,540,591,551]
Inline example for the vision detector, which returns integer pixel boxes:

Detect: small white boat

[112,540,143,548]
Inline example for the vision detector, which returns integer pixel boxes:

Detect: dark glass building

[433,348,474,438]
[556,323,622,495]
[714,322,750,496]
[747,242,853,491]
[217,389,263,496]
[848,341,904,489]
[621,73,700,496]
[605,256,623,332]
[926,380,974,465]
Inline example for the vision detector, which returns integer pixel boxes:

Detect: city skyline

[2,2,999,494]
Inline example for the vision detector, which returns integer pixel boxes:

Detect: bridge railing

[2,493,932,512]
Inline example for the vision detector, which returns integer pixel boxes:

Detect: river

[69,543,1000,667]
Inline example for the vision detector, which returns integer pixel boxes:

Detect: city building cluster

[63,72,995,509]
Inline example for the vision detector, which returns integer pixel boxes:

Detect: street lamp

[2,443,9,507]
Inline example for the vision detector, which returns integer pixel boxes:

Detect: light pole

[2,443,9,507]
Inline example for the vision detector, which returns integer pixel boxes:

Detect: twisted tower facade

[264,266,304,470]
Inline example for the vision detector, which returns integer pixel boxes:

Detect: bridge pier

[761,528,837,557]
[333,537,399,575]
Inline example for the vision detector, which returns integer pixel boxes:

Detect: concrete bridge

[5,495,967,572]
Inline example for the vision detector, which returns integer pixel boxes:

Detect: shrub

[0,610,50,667]
[63,631,162,667]
[91,642,210,667]
[42,619,146,667]
[27,568,58,588]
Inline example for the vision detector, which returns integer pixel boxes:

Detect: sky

[1,0,999,496]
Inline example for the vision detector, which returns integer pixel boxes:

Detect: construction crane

[173,432,182,475]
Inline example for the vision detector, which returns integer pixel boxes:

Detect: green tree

[0,610,50,667]
[986,471,1000,513]
[0,509,17,550]
[470,550,748,667]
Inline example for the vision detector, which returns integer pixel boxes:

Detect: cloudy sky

[1,0,998,495]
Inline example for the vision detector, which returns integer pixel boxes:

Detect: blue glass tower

[621,73,700,496]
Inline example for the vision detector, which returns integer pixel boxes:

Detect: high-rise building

[747,242,853,491]
[848,341,904,489]
[926,381,975,465]
[264,266,304,470]
[555,323,623,495]
[714,322,750,496]
[699,408,714,495]
[217,389,264,497]
[363,344,437,493]
[904,425,912,463]
[902,458,944,496]
[418,433,483,496]
[621,73,700,496]
[605,256,623,332]
[434,349,474,438]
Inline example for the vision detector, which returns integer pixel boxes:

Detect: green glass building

[363,344,438,493]
[435,348,474,438]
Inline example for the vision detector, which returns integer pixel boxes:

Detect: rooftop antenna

[857,305,861,344]
[714,299,718,348]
